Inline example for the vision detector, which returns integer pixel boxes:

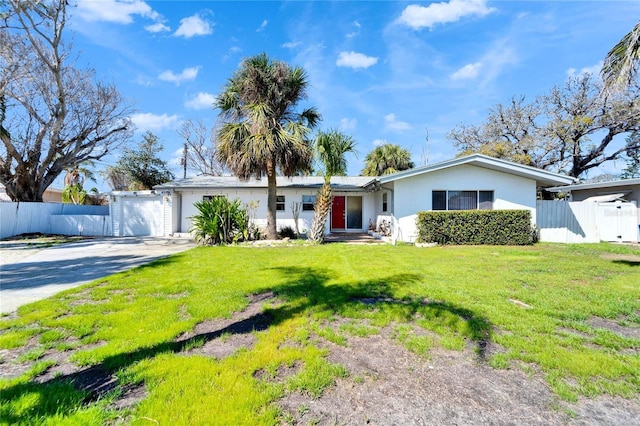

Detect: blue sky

[67,0,640,188]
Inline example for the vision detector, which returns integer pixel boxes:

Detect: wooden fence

[0,202,111,239]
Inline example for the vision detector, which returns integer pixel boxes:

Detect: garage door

[116,197,164,236]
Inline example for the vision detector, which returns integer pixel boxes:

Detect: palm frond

[602,21,640,92]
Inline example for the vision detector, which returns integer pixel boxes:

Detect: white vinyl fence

[0,202,110,239]
[536,200,639,243]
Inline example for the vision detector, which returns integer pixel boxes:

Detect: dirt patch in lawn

[279,319,640,426]
[587,316,640,340]
[177,291,278,358]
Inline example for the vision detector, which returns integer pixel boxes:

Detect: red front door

[331,196,345,229]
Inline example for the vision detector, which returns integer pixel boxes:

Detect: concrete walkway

[0,237,196,313]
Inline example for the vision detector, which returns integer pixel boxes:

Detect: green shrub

[189,197,249,245]
[278,225,297,239]
[416,210,535,245]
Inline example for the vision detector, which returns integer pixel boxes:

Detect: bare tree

[448,74,640,178]
[0,0,133,201]
[102,165,130,191]
[447,96,560,169]
[542,75,640,177]
[177,119,226,176]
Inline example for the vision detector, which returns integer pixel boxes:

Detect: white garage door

[117,197,164,236]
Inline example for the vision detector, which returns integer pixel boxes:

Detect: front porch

[323,232,388,244]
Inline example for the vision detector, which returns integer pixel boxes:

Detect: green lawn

[1,243,639,424]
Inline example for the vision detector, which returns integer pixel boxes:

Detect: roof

[154,175,377,191]
[377,154,576,187]
[547,178,640,192]
[582,192,631,203]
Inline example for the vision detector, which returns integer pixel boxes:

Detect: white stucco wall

[391,164,537,242]
[178,188,376,236]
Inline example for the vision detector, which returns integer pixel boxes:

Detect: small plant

[182,337,205,352]
[39,329,67,345]
[278,225,297,239]
[18,347,47,362]
[189,197,250,245]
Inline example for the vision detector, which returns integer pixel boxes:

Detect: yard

[1,242,639,425]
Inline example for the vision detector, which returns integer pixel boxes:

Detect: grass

[1,242,639,424]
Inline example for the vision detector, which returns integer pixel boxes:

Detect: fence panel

[50,215,112,237]
[536,201,599,243]
[0,202,109,239]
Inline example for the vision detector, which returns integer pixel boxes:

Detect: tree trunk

[309,180,332,243]
[3,164,45,201]
[265,162,278,240]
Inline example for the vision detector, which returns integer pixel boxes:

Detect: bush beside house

[416,210,535,245]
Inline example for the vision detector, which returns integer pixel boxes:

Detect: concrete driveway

[0,236,196,313]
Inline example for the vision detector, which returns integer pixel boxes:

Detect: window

[302,195,316,211]
[382,193,388,212]
[448,191,478,210]
[276,195,285,211]
[432,191,446,210]
[479,191,494,210]
[431,190,494,211]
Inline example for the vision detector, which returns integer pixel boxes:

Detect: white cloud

[567,61,603,78]
[145,22,170,33]
[76,0,160,24]
[222,46,242,62]
[373,139,388,147]
[134,74,154,87]
[174,14,213,38]
[451,62,483,80]
[339,118,357,131]
[478,38,518,86]
[131,113,180,132]
[257,20,268,32]
[347,20,362,38]
[185,92,217,110]
[396,0,495,30]
[158,67,200,85]
[384,113,412,132]
[282,41,302,49]
[336,51,378,69]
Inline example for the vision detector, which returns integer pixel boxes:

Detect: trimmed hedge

[416,210,536,245]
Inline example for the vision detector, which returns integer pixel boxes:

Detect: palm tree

[601,20,640,92]
[314,129,357,177]
[215,53,320,240]
[308,129,357,243]
[361,143,414,176]
[62,161,96,205]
